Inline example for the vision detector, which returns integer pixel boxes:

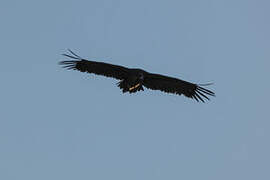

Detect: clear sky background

[0,0,269,179]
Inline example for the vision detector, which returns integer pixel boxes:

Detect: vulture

[59,50,215,102]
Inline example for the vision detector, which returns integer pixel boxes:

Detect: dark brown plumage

[59,50,215,102]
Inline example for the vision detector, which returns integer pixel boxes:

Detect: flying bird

[59,50,215,102]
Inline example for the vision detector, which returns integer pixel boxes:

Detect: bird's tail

[117,80,129,93]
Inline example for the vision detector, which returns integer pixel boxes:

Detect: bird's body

[60,50,215,102]
[118,68,146,93]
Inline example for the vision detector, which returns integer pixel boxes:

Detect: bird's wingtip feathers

[59,49,83,70]
[61,49,82,60]
[59,60,79,70]
[192,85,215,102]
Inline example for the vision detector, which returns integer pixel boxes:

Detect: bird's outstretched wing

[59,50,129,80]
[143,73,215,102]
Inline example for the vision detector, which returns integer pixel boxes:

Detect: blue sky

[0,0,269,179]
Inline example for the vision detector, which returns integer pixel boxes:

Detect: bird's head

[138,72,144,81]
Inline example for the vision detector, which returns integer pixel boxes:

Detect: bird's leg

[129,83,141,91]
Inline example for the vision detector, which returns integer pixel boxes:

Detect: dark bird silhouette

[59,50,215,102]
